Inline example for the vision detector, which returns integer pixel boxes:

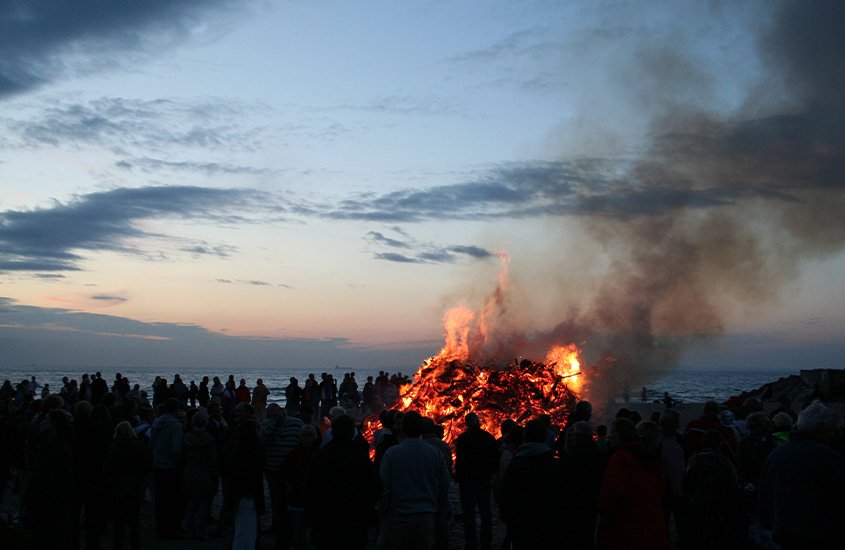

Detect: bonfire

[364,257,587,447]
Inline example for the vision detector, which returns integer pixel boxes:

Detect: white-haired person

[758,401,844,548]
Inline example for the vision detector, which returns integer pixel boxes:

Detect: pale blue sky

[1,1,843,380]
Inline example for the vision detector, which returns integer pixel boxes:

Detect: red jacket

[596,443,669,550]
[235,385,251,404]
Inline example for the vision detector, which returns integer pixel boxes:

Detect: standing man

[305,414,380,549]
[150,398,184,540]
[258,403,304,539]
[284,377,303,417]
[379,411,451,550]
[454,412,500,550]
[252,378,270,422]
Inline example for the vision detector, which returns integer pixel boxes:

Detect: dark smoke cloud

[528,1,845,391]
[424,2,845,396]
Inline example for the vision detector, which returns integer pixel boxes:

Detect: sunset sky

[1,1,843,374]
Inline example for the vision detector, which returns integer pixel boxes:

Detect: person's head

[719,410,736,426]
[596,424,607,438]
[772,412,793,432]
[163,397,180,415]
[500,418,516,437]
[523,419,547,444]
[575,400,592,418]
[536,414,551,428]
[465,412,480,429]
[506,424,524,447]
[113,420,136,440]
[290,377,298,384]
[43,394,64,412]
[298,406,313,423]
[401,411,423,438]
[743,397,762,413]
[192,413,209,430]
[745,412,771,437]
[703,400,721,418]
[267,403,283,420]
[328,406,346,420]
[659,408,680,434]
[74,400,93,417]
[331,414,356,441]
[636,420,660,451]
[609,417,638,449]
[796,401,841,443]
[233,402,255,422]
[420,417,437,438]
[300,423,319,446]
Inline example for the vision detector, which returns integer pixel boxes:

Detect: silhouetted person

[102,421,151,550]
[25,408,75,550]
[279,424,322,550]
[684,400,737,458]
[499,418,561,550]
[685,430,745,549]
[227,417,265,550]
[182,412,219,541]
[560,421,605,549]
[285,377,303,416]
[378,410,450,550]
[150,398,184,539]
[259,403,304,535]
[74,402,114,549]
[596,417,669,550]
[455,412,500,550]
[306,414,380,550]
[758,401,845,548]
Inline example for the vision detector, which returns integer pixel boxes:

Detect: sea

[1,364,796,406]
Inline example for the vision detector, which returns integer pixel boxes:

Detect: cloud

[0,1,243,97]
[216,278,292,289]
[115,156,272,176]
[0,297,431,370]
[4,96,269,153]
[0,186,280,273]
[365,228,494,265]
[90,295,128,306]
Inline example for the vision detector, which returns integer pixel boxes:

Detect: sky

[1,1,843,379]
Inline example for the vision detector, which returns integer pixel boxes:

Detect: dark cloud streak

[0,0,243,97]
[0,186,279,273]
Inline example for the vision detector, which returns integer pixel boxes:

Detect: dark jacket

[305,437,381,544]
[758,431,845,545]
[499,442,561,549]
[102,437,150,499]
[181,428,219,498]
[455,425,500,483]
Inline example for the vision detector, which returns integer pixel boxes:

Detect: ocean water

[1,364,795,406]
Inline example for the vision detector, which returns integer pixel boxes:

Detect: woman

[595,417,669,550]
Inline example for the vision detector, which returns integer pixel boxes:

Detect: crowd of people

[0,371,843,549]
